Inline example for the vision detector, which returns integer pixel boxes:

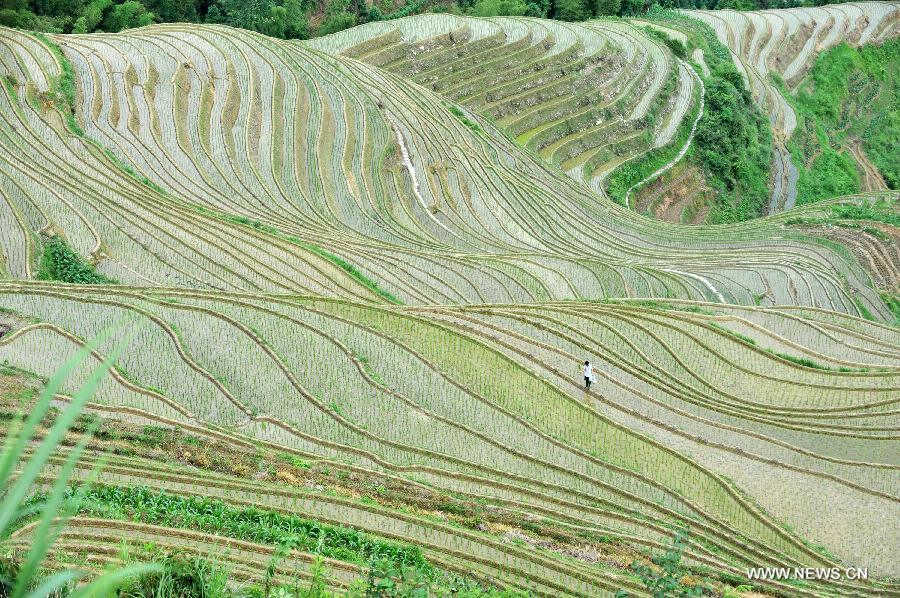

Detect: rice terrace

[0,0,898,594]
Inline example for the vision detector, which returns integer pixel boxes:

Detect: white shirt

[584,363,592,377]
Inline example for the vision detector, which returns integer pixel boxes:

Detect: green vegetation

[881,293,900,327]
[36,235,118,284]
[27,31,398,304]
[117,552,232,598]
[2,8,897,598]
[115,550,530,597]
[447,103,484,135]
[828,197,900,226]
[685,21,772,223]
[0,0,868,41]
[20,481,533,595]
[0,332,158,598]
[316,0,356,36]
[224,214,401,304]
[639,10,774,223]
[641,26,686,59]
[776,41,899,205]
[605,68,700,205]
[620,530,703,598]
[51,484,434,574]
[30,32,83,134]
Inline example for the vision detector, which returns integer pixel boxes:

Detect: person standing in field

[583,360,594,389]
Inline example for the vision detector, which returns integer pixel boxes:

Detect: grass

[37,235,118,284]
[27,31,399,304]
[446,103,484,136]
[641,9,774,223]
[775,40,899,204]
[828,197,900,226]
[880,292,900,327]
[604,68,700,206]
[116,549,530,597]
[0,327,159,597]
[48,484,436,575]
[30,31,83,135]
[3,17,896,598]
[223,215,402,305]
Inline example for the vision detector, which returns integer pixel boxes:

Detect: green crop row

[222,214,402,305]
[34,484,434,576]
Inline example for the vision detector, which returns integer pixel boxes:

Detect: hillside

[305,4,899,223]
[0,23,892,314]
[682,2,899,214]
[0,5,899,598]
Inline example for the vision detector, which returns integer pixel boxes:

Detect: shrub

[619,529,702,598]
[36,236,118,284]
[117,552,229,598]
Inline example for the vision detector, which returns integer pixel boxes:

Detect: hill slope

[0,24,892,316]
[0,11,898,596]
[682,2,900,213]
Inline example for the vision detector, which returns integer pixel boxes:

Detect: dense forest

[0,0,864,39]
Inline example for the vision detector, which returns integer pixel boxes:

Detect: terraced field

[682,2,900,212]
[0,6,898,597]
[307,15,700,196]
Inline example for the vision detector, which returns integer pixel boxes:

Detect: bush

[694,47,771,222]
[778,41,898,201]
[622,529,703,598]
[100,0,154,32]
[36,236,118,284]
[118,552,229,598]
[552,0,588,21]
[643,26,687,59]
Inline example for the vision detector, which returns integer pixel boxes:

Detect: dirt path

[848,138,887,191]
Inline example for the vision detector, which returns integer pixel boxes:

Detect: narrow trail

[392,123,457,239]
[624,61,705,209]
[767,143,798,214]
[661,267,726,302]
[849,139,887,192]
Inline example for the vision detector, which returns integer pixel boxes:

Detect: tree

[101,0,154,31]
[72,0,112,33]
[0,0,27,11]
[261,3,286,36]
[149,0,198,22]
[469,0,529,16]
[283,0,309,38]
[552,0,587,21]
[217,0,268,31]
[591,0,621,15]
[619,0,648,14]
[524,0,550,16]
[45,0,88,19]
[205,4,224,23]
[317,0,355,36]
